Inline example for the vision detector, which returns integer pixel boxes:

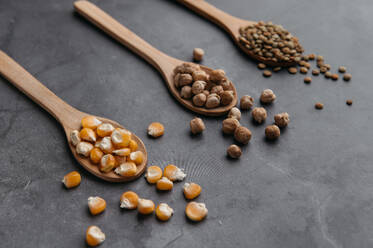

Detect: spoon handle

[74,1,178,73]
[0,51,80,125]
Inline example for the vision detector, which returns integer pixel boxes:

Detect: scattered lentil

[263,70,272,77]
[288,67,297,74]
[273,66,282,72]
[312,69,320,76]
[346,99,353,105]
[331,74,339,81]
[300,67,308,74]
[315,102,324,109]
[304,77,312,84]
[338,66,346,73]
[308,54,315,60]
[257,63,266,69]
[325,71,332,79]
[343,73,352,81]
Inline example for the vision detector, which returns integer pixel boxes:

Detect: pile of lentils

[173,63,235,109]
[239,21,304,64]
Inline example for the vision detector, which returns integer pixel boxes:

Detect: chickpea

[205,93,220,109]
[265,125,280,140]
[179,74,193,87]
[210,69,226,83]
[274,112,290,128]
[180,86,192,99]
[240,95,254,110]
[193,48,204,62]
[228,107,241,120]
[192,81,207,95]
[174,73,181,88]
[260,89,276,104]
[222,118,240,135]
[202,90,210,96]
[234,126,252,144]
[190,117,205,135]
[220,80,231,90]
[192,70,208,82]
[175,63,200,74]
[251,107,267,123]
[193,93,207,107]
[227,145,242,159]
[210,85,224,96]
[221,91,234,106]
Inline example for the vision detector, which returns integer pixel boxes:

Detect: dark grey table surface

[1,0,373,247]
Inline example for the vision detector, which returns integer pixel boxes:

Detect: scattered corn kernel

[185,202,208,222]
[99,154,116,173]
[86,225,105,247]
[80,128,96,142]
[96,136,114,154]
[114,162,137,177]
[163,164,186,182]
[90,148,104,164]
[111,128,131,148]
[147,122,165,138]
[88,196,106,216]
[120,191,139,209]
[62,171,81,188]
[70,130,81,146]
[129,139,138,152]
[76,142,94,157]
[156,177,173,191]
[138,198,155,215]
[145,166,163,184]
[82,116,102,130]
[96,123,115,137]
[183,182,202,200]
[128,151,144,165]
[112,148,131,156]
[156,203,174,221]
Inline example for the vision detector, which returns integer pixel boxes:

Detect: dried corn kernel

[120,191,139,209]
[82,116,102,130]
[183,182,202,200]
[114,155,126,167]
[88,196,106,215]
[129,139,138,152]
[96,123,114,137]
[145,166,163,184]
[156,177,173,191]
[96,136,114,154]
[86,225,105,247]
[156,203,174,221]
[111,128,131,148]
[90,148,104,164]
[112,148,131,156]
[164,164,186,182]
[114,162,137,177]
[185,202,208,222]
[99,154,116,173]
[76,142,94,157]
[147,122,164,138]
[137,198,155,215]
[80,128,96,142]
[62,171,81,188]
[70,130,81,146]
[128,151,144,165]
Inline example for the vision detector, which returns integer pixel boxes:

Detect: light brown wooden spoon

[177,0,298,67]
[74,0,237,117]
[0,50,147,183]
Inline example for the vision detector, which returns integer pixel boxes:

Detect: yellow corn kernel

[185,202,208,222]
[96,123,115,137]
[111,128,131,148]
[62,171,81,189]
[183,182,202,200]
[86,225,105,247]
[96,136,114,154]
[90,148,104,164]
[147,122,165,138]
[80,128,97,142]
[88,196,106,216]
[99,154,116,173]
[76,142,94,157]
[129,139,138,152]
[155,203,174,221]
[163,164,186,182]
[145,166,162,184]
[82,116,102,130]
[137,198,155,215]
[128,151,144,165]
[112,148,131,157]
[156,177,173,191]
[70,130,81,146]
[120,191,139,209]
[114,162,137,177]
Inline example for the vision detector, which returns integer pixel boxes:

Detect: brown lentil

[308,54,315,60]
[325,71,332,79]
[320,66,328,74]
[346,99,353,105]
[315,102,324,109]
[257,63,266,69]
[338,66,346,73]
[304,62,311,69]
[300,67,308,74]
[343,73,352,81]
[331,74,339,81]
[316,55,324,62]
[304,77,312,84]
[273,67,282,72]
[263,70,272,77]
[288,67,297,74]
[312,69,320,76]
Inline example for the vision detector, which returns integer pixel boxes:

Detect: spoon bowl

[0,50,147,183]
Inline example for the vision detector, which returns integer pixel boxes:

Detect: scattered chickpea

[192,81,207,95]
[180,86,193,99]
[343,73,352,81]
[193,48,204,62]
[274,112,290,128]
[240,95,254,110]
[205,93,221,109]
[228,107,241,120]
[265,125,280,140]
[346,99,353,105]
[304,77,312,84]
[251,107,267,124]
[260,89,276,104]
[192,93,207,107]
[315,102,324,109]
[234,126,252,145]
[263,70,272,77]
[227,144,242,159]
[190,117,205,135]
[288,67,297,74]
[221,91,234,106]
[222,118,240,135]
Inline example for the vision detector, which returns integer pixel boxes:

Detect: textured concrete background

[1,0,373,247]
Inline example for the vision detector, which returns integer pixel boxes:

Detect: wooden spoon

[177,0,298,67]
[74,0,237,117]
[0,50,147,183]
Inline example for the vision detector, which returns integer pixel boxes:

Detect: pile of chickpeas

[174,63,235,108]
